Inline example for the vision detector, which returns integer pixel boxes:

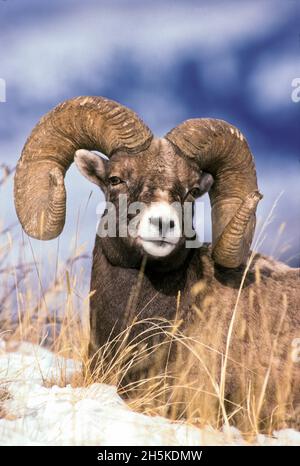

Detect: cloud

[0,0,294,102]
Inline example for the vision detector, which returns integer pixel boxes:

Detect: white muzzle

[137,202,181,257]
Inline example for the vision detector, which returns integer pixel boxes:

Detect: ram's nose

[138,202,181,244]
[149,216,176,236]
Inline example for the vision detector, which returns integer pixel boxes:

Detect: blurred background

[0,0,299,271]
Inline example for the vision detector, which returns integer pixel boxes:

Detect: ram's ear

[199,171,214,194]
[75,150,107,188]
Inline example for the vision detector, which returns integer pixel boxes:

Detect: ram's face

[75,140,213,259]
[15,95,260,269]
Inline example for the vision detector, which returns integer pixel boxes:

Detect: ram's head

[14,96,262,268]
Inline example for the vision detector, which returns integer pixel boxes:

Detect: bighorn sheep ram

[14,97,300,428]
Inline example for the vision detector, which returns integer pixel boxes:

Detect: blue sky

[0,0,299,268]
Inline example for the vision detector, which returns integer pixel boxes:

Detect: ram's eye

[109,176,124,186]
[189,187,202,198]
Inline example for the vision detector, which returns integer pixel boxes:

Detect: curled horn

[14,96,153,240]
[165,119,262,268]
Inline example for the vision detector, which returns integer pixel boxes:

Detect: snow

[0,339,299,446]
[0,341,80,385]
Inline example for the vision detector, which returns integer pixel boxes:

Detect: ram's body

[89,238,300,427]
[90,240,299,351]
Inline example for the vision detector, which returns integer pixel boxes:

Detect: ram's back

[181,247,300,427]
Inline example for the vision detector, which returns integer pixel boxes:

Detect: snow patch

[0,342,299,446]
[0,341,80,385]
